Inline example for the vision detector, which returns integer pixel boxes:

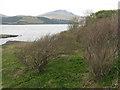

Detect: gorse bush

[16,33,80,72]
[77,17,118,79]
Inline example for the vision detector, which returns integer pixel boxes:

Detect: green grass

[2,44,118,88]
[99,59,119,87]
[2,44,89,88]
[16,56,88,88]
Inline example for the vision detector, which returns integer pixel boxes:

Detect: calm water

[0,24,68,45]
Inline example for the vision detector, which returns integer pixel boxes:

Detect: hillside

[17,16,44,24]
[39,10,79,20]
[2,22,118,88]
[1,10,118,88]
[0,10,80,25]
[1,16,70,25]
[2,44,89,88]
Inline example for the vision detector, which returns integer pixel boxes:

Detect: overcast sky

[0,0,119,16]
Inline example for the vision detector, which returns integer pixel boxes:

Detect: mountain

[39,10,78,20]
[37,17,70,24]
[0,10,80,24]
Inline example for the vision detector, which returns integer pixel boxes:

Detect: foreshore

[1,41,24,46]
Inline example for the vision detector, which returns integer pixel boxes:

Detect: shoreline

[1,41,24,46]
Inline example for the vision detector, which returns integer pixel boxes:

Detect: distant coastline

[0,10,82,25]
[1,41,23,46]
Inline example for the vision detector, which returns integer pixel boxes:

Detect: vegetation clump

[16,33,80,72]
[77,17,118,79]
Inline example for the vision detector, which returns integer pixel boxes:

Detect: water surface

[0,24,68,45]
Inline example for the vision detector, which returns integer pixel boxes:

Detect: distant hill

[0,10,81,25]
[39,10,78,20]
[17,16,44,24]
[1,16,23,24]
[1,16,70,25]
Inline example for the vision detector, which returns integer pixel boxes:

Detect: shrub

[16,32,80,72]
[77,17,118,79]
[16,35,59,72]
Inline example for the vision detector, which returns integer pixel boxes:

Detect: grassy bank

[2,43,89,88]
[2,43,118,88]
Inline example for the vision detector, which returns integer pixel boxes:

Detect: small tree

[83,9,93,26]
[16,35,59,72]
[68,17,81,30]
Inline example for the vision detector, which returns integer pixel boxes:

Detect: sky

[0,0,119,16]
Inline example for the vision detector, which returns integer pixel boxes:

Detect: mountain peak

[54,10,68,13]
[39,10,77,20]
[53,10,74,15]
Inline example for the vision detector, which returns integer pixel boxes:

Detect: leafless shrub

[16,32,80,72]
[77,17,118,79]
[16,35,58,72]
